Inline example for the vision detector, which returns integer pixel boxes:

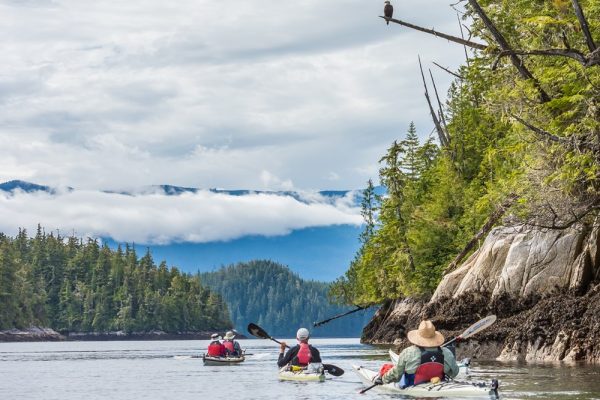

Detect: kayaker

[223,331,242,357]
[374,320,459,387]
[277,328,322,368]
[207,333,226,357]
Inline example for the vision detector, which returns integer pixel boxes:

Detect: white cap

[296,328,310,341]
[211,333,220,339]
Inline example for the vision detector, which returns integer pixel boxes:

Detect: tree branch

[527,203,600,230]
[457,12,471,66]
[467,0,551,103]
[429,69,450,137]
[571,0,597,53]
[511,114,571,145]
[379,16,487,50]
[419,56,449,147]
[496,48,591,66]
[433,61,464,79]
[511,114,599,153]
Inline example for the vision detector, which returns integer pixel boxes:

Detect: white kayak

[202,354,245,365]
[389,349,471,376]
[278,366,325,382]
[353,365,498,398]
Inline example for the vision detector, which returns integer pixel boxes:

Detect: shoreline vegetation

[331,0,600,363]
[0,327,247,342]
[0,228,233,338]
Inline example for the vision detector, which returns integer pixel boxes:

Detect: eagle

[384,1,393,25]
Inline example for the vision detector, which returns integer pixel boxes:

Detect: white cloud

[0,189,363,244]
[0,0,467,190]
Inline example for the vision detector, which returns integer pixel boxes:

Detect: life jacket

[207,341,225,357]
[413,347,445,385]
[223,340,236,355]
[296,342,312,366]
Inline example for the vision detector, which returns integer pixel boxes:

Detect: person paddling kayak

[277,328,322,368]
[374,320,459,388]
[223,331,243,357]
[207,333,226,357]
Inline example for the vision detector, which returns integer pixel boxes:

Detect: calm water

[0,338,599,399]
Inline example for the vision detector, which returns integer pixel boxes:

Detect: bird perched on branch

[384,1,393,25]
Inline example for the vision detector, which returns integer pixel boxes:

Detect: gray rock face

[362,219,600,363]
[0,327,64,342]
[433,223,598,302]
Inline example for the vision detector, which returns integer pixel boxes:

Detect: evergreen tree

[0,229,232,334]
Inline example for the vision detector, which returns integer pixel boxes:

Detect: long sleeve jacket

[382,345,459,384]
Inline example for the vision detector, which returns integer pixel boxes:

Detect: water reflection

[0,339,598,399]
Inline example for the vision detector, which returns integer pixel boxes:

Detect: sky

[0,0,468,259]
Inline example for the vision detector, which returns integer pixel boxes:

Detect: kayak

[389,349,471,376]
[278,366,325,382]
[202,354,245,365]
[353,365,498,398]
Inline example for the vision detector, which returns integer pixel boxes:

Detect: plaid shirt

[382,345,459,384]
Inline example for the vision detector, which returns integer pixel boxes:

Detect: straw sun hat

[407,320,445,347]
[224,331,236,340]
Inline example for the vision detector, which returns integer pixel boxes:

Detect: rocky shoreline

[361,222,600,363]
[362,285,600,363]
[0,328,237,342]
[0,327,65,342]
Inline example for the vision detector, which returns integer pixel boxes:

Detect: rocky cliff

[362,219,600,363]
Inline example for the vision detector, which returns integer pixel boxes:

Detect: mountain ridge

[200,260,373,337]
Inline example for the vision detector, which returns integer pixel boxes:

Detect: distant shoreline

[0,327,242,343]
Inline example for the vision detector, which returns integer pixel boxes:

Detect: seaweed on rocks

[362,284,600,363]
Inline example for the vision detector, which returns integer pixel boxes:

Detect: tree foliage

[200,260,373,337]
[331,0,599,305]
[0,227,232,332]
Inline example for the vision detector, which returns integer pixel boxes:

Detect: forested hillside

[0,227,232,333]
[332,0,600,305]
[200,260,373,337]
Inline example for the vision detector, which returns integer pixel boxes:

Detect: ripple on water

[0,339,599,400]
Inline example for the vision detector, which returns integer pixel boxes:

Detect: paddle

[359,315,497,394]
[247,323,345,377]
[442,315,496,347]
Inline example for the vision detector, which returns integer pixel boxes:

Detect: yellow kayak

[278,365,325,382]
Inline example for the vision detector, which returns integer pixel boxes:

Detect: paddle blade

[247,323,270,339]
[459,315,496,340]
[323,364,344,376]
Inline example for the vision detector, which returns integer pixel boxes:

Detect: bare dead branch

[457,12,470,66]
[527,204,600,230]
[511,114,571,145]
[379,16,487,50]
[571,0,597,52]
[511,114,600,153]
[467,0,551,103]
[419,56,449,147]
[429,69,450,136]
[432,62,464,79]
[445,193,519,274]
[561,31,571,50]
[496,48,590,66]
